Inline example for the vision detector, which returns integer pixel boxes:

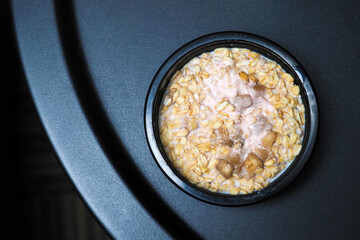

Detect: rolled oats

[159,47,305,195]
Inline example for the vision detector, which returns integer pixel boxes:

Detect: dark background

[4,0,360,239]
[1,1,110,239]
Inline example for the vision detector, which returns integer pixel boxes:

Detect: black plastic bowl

[145,32,318,206]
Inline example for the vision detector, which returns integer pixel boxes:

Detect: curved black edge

[54,0,202,239]
[145,31,319,206]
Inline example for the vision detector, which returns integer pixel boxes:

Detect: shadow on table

[1,1,110,239]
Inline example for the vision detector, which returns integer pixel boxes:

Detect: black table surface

[12,0,360,239]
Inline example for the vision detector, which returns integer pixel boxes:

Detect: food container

[145,31,318,206]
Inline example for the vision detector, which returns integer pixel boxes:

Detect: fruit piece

[226,154,240,165]
[216,159,234,178]
[253,84,266,97]
[223,139,234,147]
[255,147,269,161]
[232,94,253,109]
[262,131,277,149]
[244,153,263,175]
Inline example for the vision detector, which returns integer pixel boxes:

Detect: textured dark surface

[4,65,110,240]
[2,1,110,239]
[12,0,360,239]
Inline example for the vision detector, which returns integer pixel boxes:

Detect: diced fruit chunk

[216,159,234,178]
[223,139,234,147]
[226,154,240,165]
[244,153,263,175]
[255,147,269,161]
[252,84,266,97]
[232,94,253,109]
[262,131,277,149]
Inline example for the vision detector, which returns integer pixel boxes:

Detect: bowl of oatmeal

[145,32,318,205]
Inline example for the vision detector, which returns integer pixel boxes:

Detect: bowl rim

[145,31,318,206]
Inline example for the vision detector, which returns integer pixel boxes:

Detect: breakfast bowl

[145,32,318,206]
